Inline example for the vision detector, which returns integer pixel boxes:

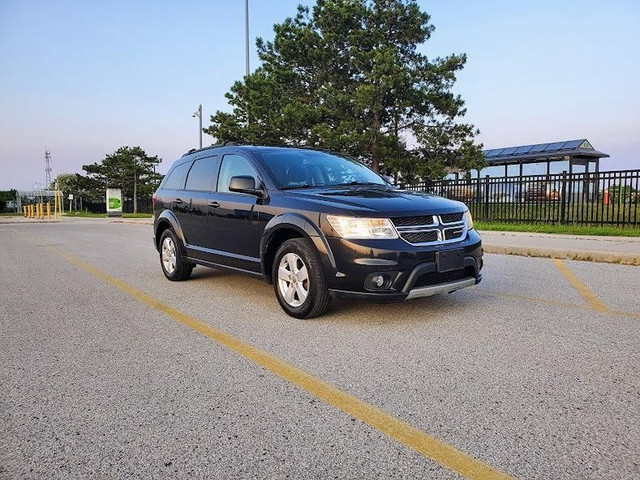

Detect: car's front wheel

[273,238,331,319]
[159,229,193,281]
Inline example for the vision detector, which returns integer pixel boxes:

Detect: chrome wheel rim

[161,237,177,275]
[277,252,309,308]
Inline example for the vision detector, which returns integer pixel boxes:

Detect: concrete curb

[111,219,153,225]
[483,244,640,266]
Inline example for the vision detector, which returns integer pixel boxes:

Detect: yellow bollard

[23,206,27,217]
[39,203,44,219]
[46,202,51,219]
[28,204,33,218]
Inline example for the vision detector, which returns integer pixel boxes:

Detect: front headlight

[465,210,474,230]
[326,215,398,239]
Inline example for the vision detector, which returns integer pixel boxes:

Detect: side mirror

[381,174,395,185]
[228,175,265,197]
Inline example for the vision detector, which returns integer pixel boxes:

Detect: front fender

[260,212,337,277]
[154,210,187,250]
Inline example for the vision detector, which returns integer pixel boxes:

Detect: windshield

[259,150,387,190]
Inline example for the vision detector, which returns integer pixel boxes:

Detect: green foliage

[205,0,485,179]
[82,146,162,212]
[0,189,17,212]
[476,221,640,237]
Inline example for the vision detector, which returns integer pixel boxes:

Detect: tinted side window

[185,156,219,191]
[162,162,191,190]
[217,154,258,193]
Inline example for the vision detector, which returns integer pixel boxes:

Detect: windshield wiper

[280,184,315,190]
[332,181,386,187]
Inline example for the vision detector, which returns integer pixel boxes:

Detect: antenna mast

[45,150,52,187]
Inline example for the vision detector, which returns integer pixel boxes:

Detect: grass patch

[0,212,20,217]
[64,211,105,218]
[63,212,153,218]
[476,221,640,237]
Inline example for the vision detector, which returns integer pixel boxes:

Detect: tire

[159,229,193,281]
[272,238,331,319]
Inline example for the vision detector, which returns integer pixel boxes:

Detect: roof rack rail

[181,141,243,157]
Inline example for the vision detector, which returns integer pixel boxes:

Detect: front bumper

[324,229,483,301]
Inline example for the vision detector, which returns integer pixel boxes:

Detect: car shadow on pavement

[327,291,480,323]
[183,266,481,324]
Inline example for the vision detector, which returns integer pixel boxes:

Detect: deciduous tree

[82,146,162,213]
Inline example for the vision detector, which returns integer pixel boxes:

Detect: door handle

[208,201,220,208]
[174,198,184,204]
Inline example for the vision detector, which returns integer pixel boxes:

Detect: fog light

[365,273,392,290]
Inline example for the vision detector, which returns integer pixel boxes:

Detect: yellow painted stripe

[481,289,589,310]
[553,258,610,313]
[47,245,511,480]
[481,289,640,321]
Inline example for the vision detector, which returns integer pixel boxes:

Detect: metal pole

[193,104,203,149]
[245,0,250,76]
[198,104,202,149]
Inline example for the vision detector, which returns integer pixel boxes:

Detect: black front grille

[400,231,438,244]
[440,212,464,224]
[444,227,465,240]
[391,216,434,227]
[413,267,475,288]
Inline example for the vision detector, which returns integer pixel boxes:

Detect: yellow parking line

[481,289,588,310]
[46,245,511,480]
[480,289,640,321]
[553,259,610,313]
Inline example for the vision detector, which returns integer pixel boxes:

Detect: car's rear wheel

[159,229,193,281]
[273,238,331,319]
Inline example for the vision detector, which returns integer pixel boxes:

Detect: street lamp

[192,104,202,149]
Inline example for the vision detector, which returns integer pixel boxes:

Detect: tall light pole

[245,0,250,76]
[192,104,202,149]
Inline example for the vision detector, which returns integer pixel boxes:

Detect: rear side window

[217,154,259,193]
[185,156,219,191]
[162,162,191,190]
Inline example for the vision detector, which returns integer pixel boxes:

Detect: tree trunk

[372,111,381,172]
[372,154,380,173]
[133,171,138,214]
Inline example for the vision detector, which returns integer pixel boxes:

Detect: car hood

[283,186,467,216]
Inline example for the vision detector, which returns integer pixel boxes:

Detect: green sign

[108,197,121,209]
[106,188,123,216]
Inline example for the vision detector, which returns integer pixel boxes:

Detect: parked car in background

[525,181,560,201]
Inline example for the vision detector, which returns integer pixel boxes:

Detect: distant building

[452,139,609,179]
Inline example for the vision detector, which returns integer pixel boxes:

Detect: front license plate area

[436,249,465,272]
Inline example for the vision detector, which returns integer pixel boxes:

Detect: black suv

[153,144,482,318]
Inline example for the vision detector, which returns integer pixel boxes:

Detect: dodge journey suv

[153,144,483,318]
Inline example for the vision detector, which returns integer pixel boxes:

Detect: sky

[1,0,638,190]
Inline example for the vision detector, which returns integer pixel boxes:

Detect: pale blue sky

[1,0,638,189]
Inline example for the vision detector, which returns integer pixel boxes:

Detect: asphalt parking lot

[1,220,638,479]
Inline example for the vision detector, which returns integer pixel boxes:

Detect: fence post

[483,175,490,220]
[560,170,567,224]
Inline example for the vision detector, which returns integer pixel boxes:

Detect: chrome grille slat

[440,212,464,224]
[391,215,435,227]
[391,213,466,246]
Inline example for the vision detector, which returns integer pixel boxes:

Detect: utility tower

[45,150,52,188]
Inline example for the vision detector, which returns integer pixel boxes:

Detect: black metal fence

[122,197,153,214]
[60,197,153,214]
[401,169,639,227]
